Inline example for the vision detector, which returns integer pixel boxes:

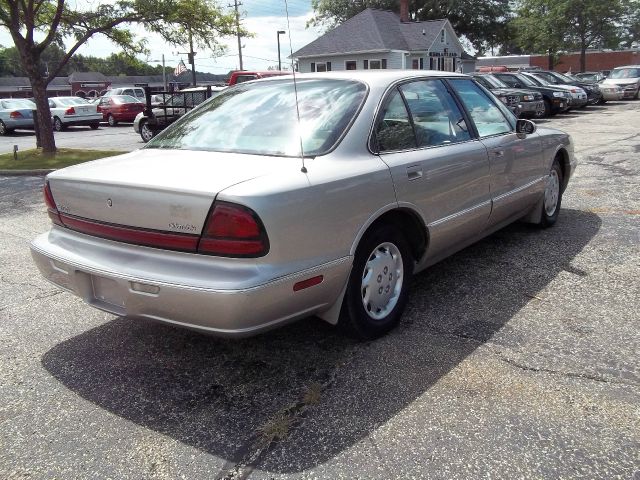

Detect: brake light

[198,202,269,257]
[65,107,76,115]
[96,106,102,112]
[9,111,22,119]
[43,181,63,226]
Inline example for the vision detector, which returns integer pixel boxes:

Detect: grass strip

[0,148,125,170]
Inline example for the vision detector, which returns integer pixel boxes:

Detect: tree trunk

[548,48,554,70]
[580,46,587,72]
[29,79,57,153]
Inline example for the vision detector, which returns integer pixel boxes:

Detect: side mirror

[516,119,536,139]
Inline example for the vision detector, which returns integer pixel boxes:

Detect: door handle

[407,165,423,180]
[493,149,505,157]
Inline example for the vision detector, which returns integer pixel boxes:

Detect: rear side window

[449,79,514,137]
[375,89,415,152]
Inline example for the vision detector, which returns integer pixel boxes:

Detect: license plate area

[91,274,126,312]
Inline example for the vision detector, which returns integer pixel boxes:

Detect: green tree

[514,0,630,71]
[308,0,513,53]
[0,0,238,152]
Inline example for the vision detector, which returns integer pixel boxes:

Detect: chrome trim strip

[493,177,545,203]
[428,200,492,228]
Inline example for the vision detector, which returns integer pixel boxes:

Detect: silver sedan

[31,71,576,339]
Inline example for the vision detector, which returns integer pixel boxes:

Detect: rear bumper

[5,118,35,129]
[62,114,103,126]
[30,228,351,337]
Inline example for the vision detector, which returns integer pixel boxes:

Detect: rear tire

[90,123,99,130]
[537,159,563,228]
[0,121,7,135]
[107,114,117,127]
[338,225,413,340]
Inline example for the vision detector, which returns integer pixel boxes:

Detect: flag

[174,59,188,77]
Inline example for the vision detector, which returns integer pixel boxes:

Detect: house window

[346,60,357,70]
[369,59,382,69]
[364,60,368,69]
[419,58,424,69]
[382,59,387,69]
[440,30,446,43]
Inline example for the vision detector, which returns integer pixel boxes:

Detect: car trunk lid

[46,148,290,235]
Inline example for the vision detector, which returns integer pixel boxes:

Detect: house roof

[68,71,108,82]
[292,9,449,58]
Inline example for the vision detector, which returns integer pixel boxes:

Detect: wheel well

[363,209,428,262]
[555,148,570,191]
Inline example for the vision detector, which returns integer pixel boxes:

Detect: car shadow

[41,208,601,474]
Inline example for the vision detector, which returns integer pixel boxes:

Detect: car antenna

[284,0,307,173]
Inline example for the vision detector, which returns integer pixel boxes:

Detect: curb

[0,169,54,176]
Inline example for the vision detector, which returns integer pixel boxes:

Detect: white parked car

[48,97,102,131]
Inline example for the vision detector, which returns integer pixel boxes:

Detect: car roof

[612,65,640,69]
[248,70,469,87]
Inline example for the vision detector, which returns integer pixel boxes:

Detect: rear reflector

[59,214,200,252]
[198,202,269,257]
[293,275,324,292]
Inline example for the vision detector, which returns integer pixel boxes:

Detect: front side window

[399,80,471,147]
[147,79,367,157]
[449,79,513,137]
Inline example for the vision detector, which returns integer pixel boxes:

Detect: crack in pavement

[214,354,355,480]
[498,355,640,388]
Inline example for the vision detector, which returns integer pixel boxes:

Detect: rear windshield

[55,97,90,106]
[610,68,640,79]
[146,78,367,157]
[2,99,35,109]
[111,95,140,104]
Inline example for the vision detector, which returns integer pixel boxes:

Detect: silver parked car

[31,71,576,339]
[601,65,640,99]
[0,98,36,135]
[48,96,103,131]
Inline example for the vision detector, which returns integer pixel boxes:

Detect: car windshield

[515,74,540,87]
[112,95,140,104]
[2,99,35,109]
[576,73,597,82]
[610,68,640,79]
[147,78,368,157]
[484,74,509,88]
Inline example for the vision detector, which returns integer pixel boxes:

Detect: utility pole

[229,0,243,70]
[188,28,197,87]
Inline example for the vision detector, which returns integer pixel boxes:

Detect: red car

[97,95,144,126]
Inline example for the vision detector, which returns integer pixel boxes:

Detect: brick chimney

[400,0,409,22]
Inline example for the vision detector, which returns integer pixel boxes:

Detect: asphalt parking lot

[0,123,142,155]
[1,102,639,479]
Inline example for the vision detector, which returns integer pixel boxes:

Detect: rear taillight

[65,107,76,115]
[43,181,63,226]
[96,106,102,112]
[9,111,22,119]
[197,202,269,257]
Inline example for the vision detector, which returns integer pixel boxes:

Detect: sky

[0,0,322,75]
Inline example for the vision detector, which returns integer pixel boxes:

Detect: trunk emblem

[107,198,113,207]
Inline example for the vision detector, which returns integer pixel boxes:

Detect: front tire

[339,225,413,340]
[536,99,551,118]
[537,159,563,228]
[53,117,64,132]
[140,120,155,143]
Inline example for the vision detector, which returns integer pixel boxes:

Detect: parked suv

[527,70,601,105]
[471,73,544,118]
[601,66,640,99]
[492,72,571,117]
[103,87,146,102]
[227,70,289,85]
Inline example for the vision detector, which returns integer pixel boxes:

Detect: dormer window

[441,29,446,43]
